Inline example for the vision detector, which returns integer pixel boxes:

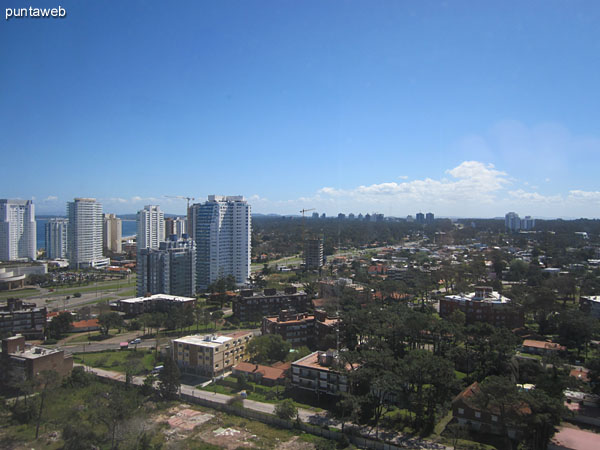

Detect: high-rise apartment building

[45,218,68,259]
[416,212,425,224]
[137,235,196,297]
[0,199,36,261]
[67,198,109,269]
[164,217,186,240]
[426,212,435,224]
[103,213,122,253]
[304,238,324,270]
[505,212,521,232]
[521,216,535,231]
[193,195,251,290]
[137,205,164,250]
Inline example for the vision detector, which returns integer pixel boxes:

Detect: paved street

[79,364,450,449]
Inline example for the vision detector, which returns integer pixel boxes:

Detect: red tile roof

[72,319,99,329]
[233,362,287,381]
[523,339,566,351]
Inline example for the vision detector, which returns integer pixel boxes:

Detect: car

[151,365,164,374]
[130,338,141,345]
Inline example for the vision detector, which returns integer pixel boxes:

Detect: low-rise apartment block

[233,287,308,322]
[452,381,530,439]
[111,294,196,316]
[440,286,523,328]
[0,299,47,339]
[1,335,73,385]
[262,309,339,349]
[291,350,348,396]
[172,331,253,378]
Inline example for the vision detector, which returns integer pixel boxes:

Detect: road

[80,364,331,425]
[80,365,450,449]
[22,280,136,311]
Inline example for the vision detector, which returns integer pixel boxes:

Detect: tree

[274,398,298,421]
[93,385,139,449]
[473,376,522,443]
[46,312,73,339]
[211,310,224,330]
[246,335,291,364]
[98,312,124,336]
[158,356,180,400]
[520,389,565,450]
[34,370,60,439]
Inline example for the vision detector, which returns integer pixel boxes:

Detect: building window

[491,415,498,422]
[474,411,481,418]
[458,408,464,415]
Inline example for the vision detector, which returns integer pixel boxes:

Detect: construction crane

[300,208,315,218]
[164,195,195,209]
[299,208,316,247]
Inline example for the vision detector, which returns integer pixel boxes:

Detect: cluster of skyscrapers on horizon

[0,196,251,298]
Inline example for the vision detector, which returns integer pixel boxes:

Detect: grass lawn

[0,288,39,300]
[199,376,323,412]
[47,281,134,297]
[73,349,156,374]
[115,288,136,298]
[516,351,543,361]
[454,370,467,380]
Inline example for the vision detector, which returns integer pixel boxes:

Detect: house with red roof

[232,362,288,386]
[452,381,531,439]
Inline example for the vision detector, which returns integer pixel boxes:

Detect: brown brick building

[0,299,47,339]
[452,381,531,439]
[262,309,339,349]
[440,286,523,328]
[233,287,308,322]
[1,335,73,386]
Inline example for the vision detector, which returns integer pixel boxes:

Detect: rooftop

[8,345,63,360]
[445,287,511,305]
[119,294,195,304]
[522,339,566,351]
[174,334,232,347]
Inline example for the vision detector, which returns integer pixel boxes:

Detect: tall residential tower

[67,198,109,269]
[0,199,36,261]
[103,213,122,253]
[136,205,164,250]
[193,195,251,290]
[45,218,68,259]
[137,235,196,297]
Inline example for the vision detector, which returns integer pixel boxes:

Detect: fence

[179,392,425,450]
[90,369,433,450]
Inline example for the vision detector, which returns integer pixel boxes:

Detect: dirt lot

[153,404,319,449]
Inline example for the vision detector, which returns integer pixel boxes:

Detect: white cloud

[568,190,600,202]
[43,195,58,202]
[508,189,562,203]
[249,161,600,218]
[316,161,509,207]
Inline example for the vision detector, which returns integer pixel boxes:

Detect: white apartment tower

[193,195,251,290]
[137,205,164,250]
[0,199,36,261]
[67,198,110,269]
[103,213,122,253]
[45,218,68,259]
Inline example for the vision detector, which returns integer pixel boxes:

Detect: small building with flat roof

[172,331,253,378]
[111,293,196,316]
[1,335,73,386]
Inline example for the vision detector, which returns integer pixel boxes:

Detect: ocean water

[36,218,137,250]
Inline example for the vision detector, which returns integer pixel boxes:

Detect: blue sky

[1,1,600,218]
